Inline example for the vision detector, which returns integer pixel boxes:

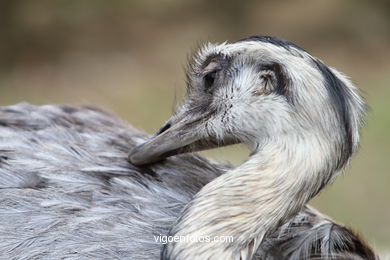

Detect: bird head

[129,36,365,170]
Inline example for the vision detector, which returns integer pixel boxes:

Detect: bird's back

[0,103,225,259]
[0,103,378,259]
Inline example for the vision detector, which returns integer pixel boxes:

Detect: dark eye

[204,71,217,88]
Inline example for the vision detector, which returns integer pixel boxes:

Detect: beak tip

[127,121,201,166]
[128,143,162,166]
[127,153,136,164]
[128,153,145,166]
[128,144,145,165]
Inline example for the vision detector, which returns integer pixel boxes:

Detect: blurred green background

[0,0,389,256]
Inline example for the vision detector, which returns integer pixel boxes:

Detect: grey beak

[128,119,200,166]
[128,116,240,166]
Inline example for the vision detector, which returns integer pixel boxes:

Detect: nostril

[156,122,172,135]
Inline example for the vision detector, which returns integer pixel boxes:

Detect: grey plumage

[0,103,225,259]
[0,103,376,259]
[0,36,379,259]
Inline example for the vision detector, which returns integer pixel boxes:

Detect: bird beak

[128,115,238,166]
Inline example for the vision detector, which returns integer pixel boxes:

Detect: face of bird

[128,37,361,166]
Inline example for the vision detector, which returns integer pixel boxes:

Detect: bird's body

[0,103,376,259]
[0,36,378,259]
[0,103,219,259]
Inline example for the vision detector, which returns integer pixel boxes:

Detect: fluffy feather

[0,103,377,259]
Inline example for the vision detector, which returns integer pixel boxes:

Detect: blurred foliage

[0,0,389,256]
[1,0,390,72]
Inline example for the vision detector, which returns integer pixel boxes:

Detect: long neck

[162,134,340,260]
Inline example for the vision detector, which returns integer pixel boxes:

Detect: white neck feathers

[163,133,338,260]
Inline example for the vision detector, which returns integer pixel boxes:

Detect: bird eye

[204,71,217,88]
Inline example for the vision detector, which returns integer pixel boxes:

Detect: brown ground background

[1,0,389,256]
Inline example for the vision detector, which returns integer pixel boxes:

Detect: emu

[0,36,377,259]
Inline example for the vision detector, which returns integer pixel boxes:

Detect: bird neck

[162,133,339,260]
